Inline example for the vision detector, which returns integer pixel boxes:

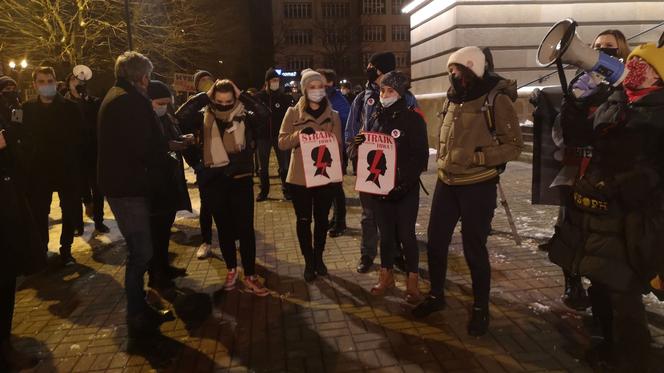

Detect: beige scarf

[202,102,246,167]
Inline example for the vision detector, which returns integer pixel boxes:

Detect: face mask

[367,67,379,83]
[325,86,336,96]
[1,91,19,103]
[212,102,235,112]
[198,80,213,93]
[341,89,349,95]
[38,84,57,98]
[269,82,280,91]
[380,96,398,108]
[624,58,650,90]
[307,88,326,103]
[450,74,464,92]
[598,47,619,58]
[154,105,168,117]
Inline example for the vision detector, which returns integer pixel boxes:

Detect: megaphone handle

[556,59,569,97]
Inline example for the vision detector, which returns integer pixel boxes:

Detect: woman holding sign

[351,71,429,302]
[279,69,343,282]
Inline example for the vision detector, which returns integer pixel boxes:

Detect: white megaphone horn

[537,18,627,86]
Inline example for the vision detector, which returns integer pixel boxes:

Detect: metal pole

[124,0,133,51]
[498,181,522,246]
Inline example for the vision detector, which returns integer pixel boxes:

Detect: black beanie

[369,52,396,74]
[380,71,410,97]
[148,80,172,100]
[0,76,17,91]
[265,67,280,81]
[193,70,213,91]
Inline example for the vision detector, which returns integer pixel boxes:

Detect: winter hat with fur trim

[447,46,486,78]
[628,43,664,80]
[300,69,323,93]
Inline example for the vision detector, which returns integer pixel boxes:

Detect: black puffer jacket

[254,89,294,139]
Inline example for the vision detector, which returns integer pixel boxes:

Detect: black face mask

[598,47,619,58]
[366,67,379,83]
[212,102,234,112]
[1,91,19,104]
[449,74,464,93]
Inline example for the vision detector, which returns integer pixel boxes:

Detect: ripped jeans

[289,183,336,257]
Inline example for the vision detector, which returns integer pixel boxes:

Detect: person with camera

[176,78,270,296]
[279,69,343,282]
[412,47,523,337]
[350,71,428,302]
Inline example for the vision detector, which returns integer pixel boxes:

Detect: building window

[284,2,312,19]
[324,30,349,45]
[362,52,373,68]
[322,2,350,18]
[392,25,409,42]
[363,25,385,42]
[392,0,406,14]
[362,0,386,15]
[395,52,410,68]
[288,56,313,71]
[285,29,313,45]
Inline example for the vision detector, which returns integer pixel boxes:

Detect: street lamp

[20,59,27,69]
[8,61,16,69]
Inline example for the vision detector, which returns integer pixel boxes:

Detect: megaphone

[72,65,93,81]
[537,19,627,86]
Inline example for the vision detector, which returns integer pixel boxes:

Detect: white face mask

[269,81,280,91]
[154,105,168,117]
[380,96,398,108]
[341,89,350,95]
[307,88,326,103]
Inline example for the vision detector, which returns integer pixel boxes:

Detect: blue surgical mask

[38,84,57,98]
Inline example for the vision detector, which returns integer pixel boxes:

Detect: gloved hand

[300,127,316,135]
[572,73,601,99]
[354,134,366,146]
[383,184,408,201]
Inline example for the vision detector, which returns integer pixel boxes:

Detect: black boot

[314,248,327,276]
[412,295,446,318]
[303,252,316,282]
[562,272,590,311]
[467,306,490,336]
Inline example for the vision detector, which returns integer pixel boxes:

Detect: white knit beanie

[447,46,486,78]
[300,69,323,93]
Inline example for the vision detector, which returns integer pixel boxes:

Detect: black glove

[300,127,316,135]
[354,134,366,146]
[383,184,408,201]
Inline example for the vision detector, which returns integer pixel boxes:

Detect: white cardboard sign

[299,131,343,188]
[355,132,396,195]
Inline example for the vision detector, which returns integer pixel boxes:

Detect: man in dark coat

[254,67,294,201]
[22,66,83,266]
[98,52,174,338]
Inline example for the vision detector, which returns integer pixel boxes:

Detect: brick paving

[10,156,664,372]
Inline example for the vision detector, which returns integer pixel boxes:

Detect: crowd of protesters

[1,28,663,372]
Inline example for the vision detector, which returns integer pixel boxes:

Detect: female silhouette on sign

[311,145,332,178]
[366,149,387,187]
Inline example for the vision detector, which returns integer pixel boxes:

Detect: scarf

[625,85,663,103]
[202,102,246,168]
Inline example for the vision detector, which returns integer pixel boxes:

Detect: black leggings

[290,183,335,256]
[201,174,256,276]
[0,273,16,341]
[374,187,420,272]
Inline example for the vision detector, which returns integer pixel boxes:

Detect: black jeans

[148,210,176,279]
[80,166,105,225]
[200,172,256,276]
[374,187,420,272]
[29,185,78,254]
[199,202,213,245]
[330,183,347,227]
[0,272,15,341]
[290,183,335,257]
[426,180,497,307]
[257,137,290,197]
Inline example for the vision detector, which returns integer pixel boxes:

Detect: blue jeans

[108,197,153,316]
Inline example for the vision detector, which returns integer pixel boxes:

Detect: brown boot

[405,272,422,304]
[371,268,395,295]
[1,338,38,371]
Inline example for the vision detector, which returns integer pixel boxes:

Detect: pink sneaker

[244,275,269,297]
[224,268,239,290]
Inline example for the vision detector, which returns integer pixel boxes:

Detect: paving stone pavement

[11,155,664,372]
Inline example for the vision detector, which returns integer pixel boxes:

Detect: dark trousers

[374,187,420,272]
[0,272,15,340]
[427,180,497,307]
[257,137,290,197]
[80,167,105,225]
[148,210,176,278]
[290,183,335,257]
[199,202,213,245]
[359,192,378,259]
[330,183,347,228]
[588,282,651,369]
[29,185,77,254]
[200,174,256,276]
[108,197,153,316]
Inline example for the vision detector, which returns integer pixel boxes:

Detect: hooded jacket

[437,75,523,185]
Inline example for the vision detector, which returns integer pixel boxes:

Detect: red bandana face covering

[623,58,649,90]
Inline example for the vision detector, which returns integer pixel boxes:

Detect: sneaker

[256,194,268,202]
[196,243,212,260]
[244,275,270,297]
[467,306,490,336]
[95,223,110,233]
[224,268,239,290]
[59,249,76,266]
[412,295,446,318]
